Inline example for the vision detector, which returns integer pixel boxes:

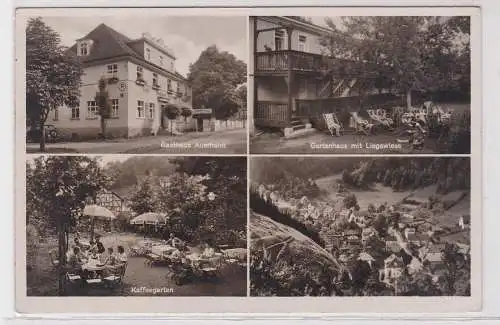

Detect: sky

[38,16,247,77]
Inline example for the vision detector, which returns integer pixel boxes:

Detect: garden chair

[322,113,343,136]
[349,112,373,135]
[144,252,163,267]
[103,262,128,289]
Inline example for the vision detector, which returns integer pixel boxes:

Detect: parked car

[26,124,60,143]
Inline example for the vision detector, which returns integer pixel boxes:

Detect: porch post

[286,27,293,124]
[252,17,258,133]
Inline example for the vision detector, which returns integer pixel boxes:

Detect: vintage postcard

[22,11,248,154]
[16,6,481,315]
[249,14,476,155]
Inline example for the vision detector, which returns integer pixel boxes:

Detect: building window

[137,100,145,118]
[152,73,159,88]
[298,34,307,52]
[71,106,80,119]
[87,101,98,119]
[107,64,118,78]
[79,42,88,56]
[148,103,155,119]
[111,99,119,118]
[167,79,172,92]
[53,107,59,121]
[146,48,151,60]
[170,62,174,70]
[136,66,144,80]
[176,83,181,96]
[275,29,285,50]
[159,56,163,66]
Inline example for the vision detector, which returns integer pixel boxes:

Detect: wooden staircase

[290,117,306,132]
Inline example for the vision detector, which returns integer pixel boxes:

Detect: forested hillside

[251,157,470,195]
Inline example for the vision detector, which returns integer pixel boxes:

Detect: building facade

[48,24,194,140]
[248,16,397,135]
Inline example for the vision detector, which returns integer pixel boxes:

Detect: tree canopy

[187,45,247,120]
[26,17,83,151]
[321,16,470,106]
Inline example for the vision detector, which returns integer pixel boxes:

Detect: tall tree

[26,17,83,151]
[188,45,246,120]
[26,156,109,294]
[128,174,160,214]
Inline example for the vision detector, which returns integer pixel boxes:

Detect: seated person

[201,242,216,258]
[73,237,85,251]
[67,246,85,271]
[167,248,184,264]
[94,235,106,253]
[100,247,117,266]
[116,246,128,264]
[165,233,183,249]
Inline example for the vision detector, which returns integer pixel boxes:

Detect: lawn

[27,232,247,297]
[251,102,471,154]
[315,174,411,209]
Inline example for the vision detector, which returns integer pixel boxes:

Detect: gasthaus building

[48,23,196,140]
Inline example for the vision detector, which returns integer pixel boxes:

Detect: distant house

[361,227,377,244]
[404,227,417,240]
[385,236,400,253]
[358,252,376,269]
[424,248,444,266]
[379,254,404,284]
[95,188,131,215]
[458,214,471,230]
[406,233,427,247]
[349,211,369,228]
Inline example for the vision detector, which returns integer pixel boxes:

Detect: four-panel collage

[21,8,475,308]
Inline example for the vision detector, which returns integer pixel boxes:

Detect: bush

[343,194,358,209]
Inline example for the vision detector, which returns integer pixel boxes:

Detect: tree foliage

[321,16,470,107]
[26,17,83,151]
[188,45,246,120]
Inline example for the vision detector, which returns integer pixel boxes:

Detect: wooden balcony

[255,50,328,74]
[254,101,290,128]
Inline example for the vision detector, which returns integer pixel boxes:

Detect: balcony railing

[255,50,327,73]
[254,101,290,128]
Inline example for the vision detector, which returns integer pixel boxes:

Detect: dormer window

[146,48,151,60]
[77,40,93,56]
[80,43,88,56]
[159,56,163,66]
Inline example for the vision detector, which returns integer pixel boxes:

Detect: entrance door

[197,118,204,132]
[160,105,166,129]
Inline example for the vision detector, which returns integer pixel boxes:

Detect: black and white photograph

[25,14,247,154]
[249,16,471,154]
[26,155,247,296]
[250,157,471,296]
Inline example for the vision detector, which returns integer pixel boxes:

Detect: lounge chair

[322,113,343,136]
[350,112,373,135]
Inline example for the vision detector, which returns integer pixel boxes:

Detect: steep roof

[68,23,137,63]
[67,23,187,81]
